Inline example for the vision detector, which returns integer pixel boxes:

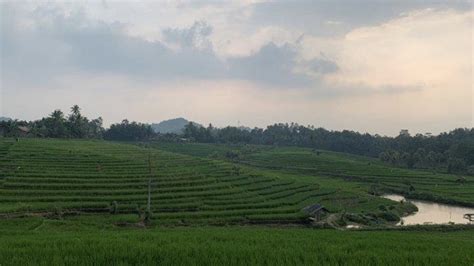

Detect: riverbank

[382,194,474,225]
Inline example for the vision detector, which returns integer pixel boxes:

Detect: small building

[302,204,329,221]
[17,126,30,137]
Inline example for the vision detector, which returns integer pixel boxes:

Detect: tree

[46,110,67,138]
[70,105,81,119]
[103,120,155,141]
[88,117,104,138]
[447,158,467,174]
[67,105,87,138]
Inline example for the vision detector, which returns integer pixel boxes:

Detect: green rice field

[0,138,473,265]
[0,217,473,266]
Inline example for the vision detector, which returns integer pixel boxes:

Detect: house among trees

[302,204,328,222]
[17,126,30,137]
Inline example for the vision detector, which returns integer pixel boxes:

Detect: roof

[18,126,30,133]
[302,204,328,215]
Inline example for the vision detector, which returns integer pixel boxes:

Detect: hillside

[152,142,474,207]
[151,118,200,134]
[0,117,11,122]
[0,138,412,225]
[0,138,322,224]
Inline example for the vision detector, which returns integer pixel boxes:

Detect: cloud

[162,21,213,51]
[1,3,316,89]
[317,8,473,131]
[306,55,339,74]
[250,0,471,36]
[327,9,472,92]
[228,42,312,87]
[1,1,471,135]
[1,4,224,84]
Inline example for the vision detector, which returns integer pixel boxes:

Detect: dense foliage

[0,105,104,139]
[182,123,474,174]
[0,106,153,141]
[103,120,154,141]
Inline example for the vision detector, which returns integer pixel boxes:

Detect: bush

[377,211,399,222]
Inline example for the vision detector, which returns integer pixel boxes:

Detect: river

[382,194,474,225]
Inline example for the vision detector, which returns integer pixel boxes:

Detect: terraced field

[0,138,341,224]
[153,142,474,207]
[0,139,473,265]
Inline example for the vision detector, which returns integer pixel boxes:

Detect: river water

[382,194,474,225]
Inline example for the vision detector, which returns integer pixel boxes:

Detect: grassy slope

[0,217,473,266]
[1,138,404,225]
[152,142,474,206]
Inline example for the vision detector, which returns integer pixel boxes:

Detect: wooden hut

[302,204,328,221]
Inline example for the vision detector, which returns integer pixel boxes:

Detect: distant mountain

[0,117,11,122]
[151,118,200,134]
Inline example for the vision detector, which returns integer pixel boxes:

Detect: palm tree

[70,105,81,119]
[68,105,84,138]
[50,110,64,121]
[48,110,67,137]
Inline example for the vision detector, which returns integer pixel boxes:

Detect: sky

[0,0,472,136]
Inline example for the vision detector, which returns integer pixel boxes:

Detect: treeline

[103,120,154,141]
[0,106,104,139]
[182,123,474,175]
[1,106,473,174]
[0,106,154,141]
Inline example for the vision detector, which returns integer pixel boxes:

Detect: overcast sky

[1,0,472,136]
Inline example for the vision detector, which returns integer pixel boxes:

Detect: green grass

[2,138,391,225]
[152,142,474,206]
[0,217,473,266]
[2,138,464,225]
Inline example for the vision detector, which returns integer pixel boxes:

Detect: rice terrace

[0,135,473,265]
[1,0,474,265]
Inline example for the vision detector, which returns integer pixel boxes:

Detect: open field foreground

[0,218,473,266]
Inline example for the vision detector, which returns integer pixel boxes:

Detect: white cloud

[320,8,473,131]
[1,1,472,135]
[329,9,472,90]
[1,3,314,88]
